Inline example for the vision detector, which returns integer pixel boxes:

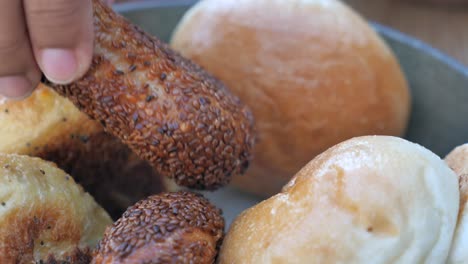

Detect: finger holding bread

[43,0,255,191]
[0,0,466,263]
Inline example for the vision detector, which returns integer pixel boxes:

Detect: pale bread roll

[0,153,112,263]
[219,136,458,264]
[0,84,165,218]
[170,0,411,197]
[445,144,468,264]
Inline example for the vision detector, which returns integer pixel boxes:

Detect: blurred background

[114,0,468,66]
[344,0,468,66]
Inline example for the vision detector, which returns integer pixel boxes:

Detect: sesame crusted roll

[93,191,225,263]
[43,0,255,190]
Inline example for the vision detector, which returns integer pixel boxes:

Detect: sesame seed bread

[43,0,255,191]
[219,136,458,264]
[93,191,224,263]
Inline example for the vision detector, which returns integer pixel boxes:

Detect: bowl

[114,0,468,227]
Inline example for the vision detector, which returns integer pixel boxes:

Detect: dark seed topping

[42,0,255,191]
[80,135,90,143]
[94,192,224,263]
[145,95,155,102]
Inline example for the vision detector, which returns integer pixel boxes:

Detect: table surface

[115,0,468,67]
[344,0,468,66]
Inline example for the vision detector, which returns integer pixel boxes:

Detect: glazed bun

[0,84,165,218]
[219,136,458,264]
[0,153,112,263]
[171,0,411,196]
[445,144,468,263]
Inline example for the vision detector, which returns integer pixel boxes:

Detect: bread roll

[43,0,255,191]
[93,191,224,264]
[219,136,458,264]
[445,144,468,264]
[171,0,411,196]
[0,84,165,218]
[0,153,112,263]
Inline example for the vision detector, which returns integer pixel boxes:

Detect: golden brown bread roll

[170,0,411,197]
[0,83,165,219]
[445,144,468,264]
[219,136,458,263]
[0,153,112,263]
[43,0,255,191]
[93,191,224,264]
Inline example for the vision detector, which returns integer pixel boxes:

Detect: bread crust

[0,84,164,219]
[93,191,224,264]
[219,136,458,264]
[445,144,468,263]
[43,0,255,191]
[0,154,112,263]
[171,0,411,196]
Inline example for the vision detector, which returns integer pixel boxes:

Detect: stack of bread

[0,0,466,263]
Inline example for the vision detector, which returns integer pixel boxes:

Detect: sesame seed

[93,192,224,262]
[146,95,155,102]
[43,3,255,190]
[114,70,125,76]
[80,135,90,143]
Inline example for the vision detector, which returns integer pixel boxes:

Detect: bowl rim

[113,0,468,77]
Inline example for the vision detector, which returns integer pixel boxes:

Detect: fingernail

[40,49,78,84]
[0,76,33,99]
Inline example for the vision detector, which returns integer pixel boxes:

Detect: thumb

[24,0,94,84]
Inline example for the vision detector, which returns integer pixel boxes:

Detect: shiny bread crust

[43,0,255,190]
[93,191,225,264]
[170,0,411,197]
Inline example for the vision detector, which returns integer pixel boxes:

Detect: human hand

[0,0,112,99]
